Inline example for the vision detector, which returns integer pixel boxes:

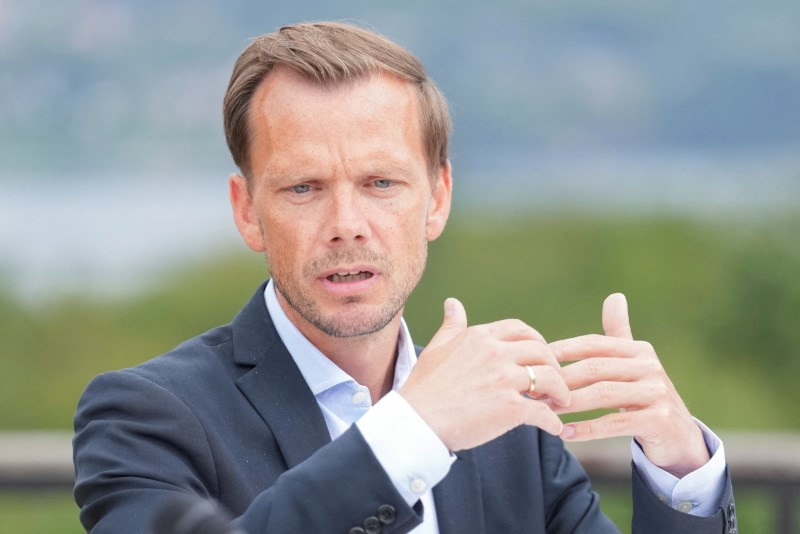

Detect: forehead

[247,69,427,177]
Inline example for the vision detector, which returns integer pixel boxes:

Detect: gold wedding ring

[525,365,536,394]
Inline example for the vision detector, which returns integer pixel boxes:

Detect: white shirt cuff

[631,418,727,517]
[356,390,456,506]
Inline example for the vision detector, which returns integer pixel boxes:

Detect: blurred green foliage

[0,492,84,534]
[407,213,800,429]
[1,214,798,430]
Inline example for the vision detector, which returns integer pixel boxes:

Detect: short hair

[223,21,451,181]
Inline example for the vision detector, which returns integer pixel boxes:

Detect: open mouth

[327,271,374,283]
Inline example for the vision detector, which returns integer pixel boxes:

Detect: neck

[276,292,401,403]
[314,324,399,403]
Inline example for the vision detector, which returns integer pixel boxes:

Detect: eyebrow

[262,155,419,184]
[365,161,415,177]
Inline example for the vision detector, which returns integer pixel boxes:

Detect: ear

[426,160,453,242]
[229,173,266,252]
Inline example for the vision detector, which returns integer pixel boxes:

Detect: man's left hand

[550,293,710,479]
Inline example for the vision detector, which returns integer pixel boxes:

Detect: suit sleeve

[538,431,621,533]
[536,430,737,534]
[631,462,737,534]
[73,371,423,534]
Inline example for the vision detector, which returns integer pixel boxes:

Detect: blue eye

[374,179,392,189]
[291,184,311,194]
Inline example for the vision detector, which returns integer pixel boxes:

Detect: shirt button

[410,478,427,494]
[657,493,667,504]
[677,501,693,513]
[352,391,367,404]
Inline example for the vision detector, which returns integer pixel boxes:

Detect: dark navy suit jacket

[73,282,736,533]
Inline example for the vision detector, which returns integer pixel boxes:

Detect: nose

[325,187,370,245]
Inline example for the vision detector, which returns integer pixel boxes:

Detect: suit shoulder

[86,322,236,399]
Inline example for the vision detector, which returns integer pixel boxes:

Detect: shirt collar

[263,279,417,396]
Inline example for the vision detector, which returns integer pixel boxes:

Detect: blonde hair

[223,21,451,180]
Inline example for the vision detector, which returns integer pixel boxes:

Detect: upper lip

[320,265,379,278]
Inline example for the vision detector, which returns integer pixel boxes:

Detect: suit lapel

[231,282,331,468]
[230,283,486,529]
[433,450,485,534]
[411,348,486,533]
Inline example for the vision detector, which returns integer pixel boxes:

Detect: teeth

[329,271,372,283]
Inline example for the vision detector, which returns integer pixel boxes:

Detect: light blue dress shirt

[263,280,727,530]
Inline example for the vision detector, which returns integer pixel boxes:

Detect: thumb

[602,293,633,340]
[427,297,468,349]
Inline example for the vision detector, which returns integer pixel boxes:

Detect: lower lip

[319,273,380,297]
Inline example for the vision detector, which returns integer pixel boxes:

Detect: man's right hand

[399,298,570,452]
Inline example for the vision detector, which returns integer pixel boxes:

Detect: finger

[519,365,571,407]
[484,319,547,344]
[559,357,662,390]
[506,339,559,369]
[550,335,655,363]
[560,409,653,441]
[553,380,662,415]
[426,297,468,351]
[602,293,633,340]
[521,399,564,436]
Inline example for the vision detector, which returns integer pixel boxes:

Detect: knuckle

[596,381,615,402]
[529,337,547,352]
[470,324,488,337]
[541,364,558,382]
[508,394,530,420]
[583,418,597,437]
[474,335,497,357]
[586,358,605,378]
[502,365,522,389]
[503,391,521,409]
[509,319,542,340]
[644,358,663,375]
[607,412,628,433]
[508,318,527,330]
[635,340,655,356]
[586,334,606,347]
[529,399,552,421]
[654,403,672,421]
[647,379,669,399]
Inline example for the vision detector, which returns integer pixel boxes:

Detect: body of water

[2,152,798,302]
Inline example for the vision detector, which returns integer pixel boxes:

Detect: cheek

[380,205,426,246]
[394,214,430,261]
[261,220,303,267]
[384,196,429,228]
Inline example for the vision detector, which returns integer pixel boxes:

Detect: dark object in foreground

[151,493,244,534]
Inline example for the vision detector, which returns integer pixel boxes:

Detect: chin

[313,304,400,339]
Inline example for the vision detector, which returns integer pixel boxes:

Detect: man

[73,22,736,533]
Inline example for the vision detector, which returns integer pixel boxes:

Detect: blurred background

[1,0,798,532]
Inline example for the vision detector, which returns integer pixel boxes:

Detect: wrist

[641,423,710,479]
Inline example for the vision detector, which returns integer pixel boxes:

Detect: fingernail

[560,425,575,440]
[444,298,454,317]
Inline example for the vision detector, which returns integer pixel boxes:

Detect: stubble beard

[269,244,427,339]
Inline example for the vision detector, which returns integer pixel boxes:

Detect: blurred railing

[0,432,73,490]
[2,431,799,531]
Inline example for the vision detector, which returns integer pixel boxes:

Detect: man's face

[230,69,451,340]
